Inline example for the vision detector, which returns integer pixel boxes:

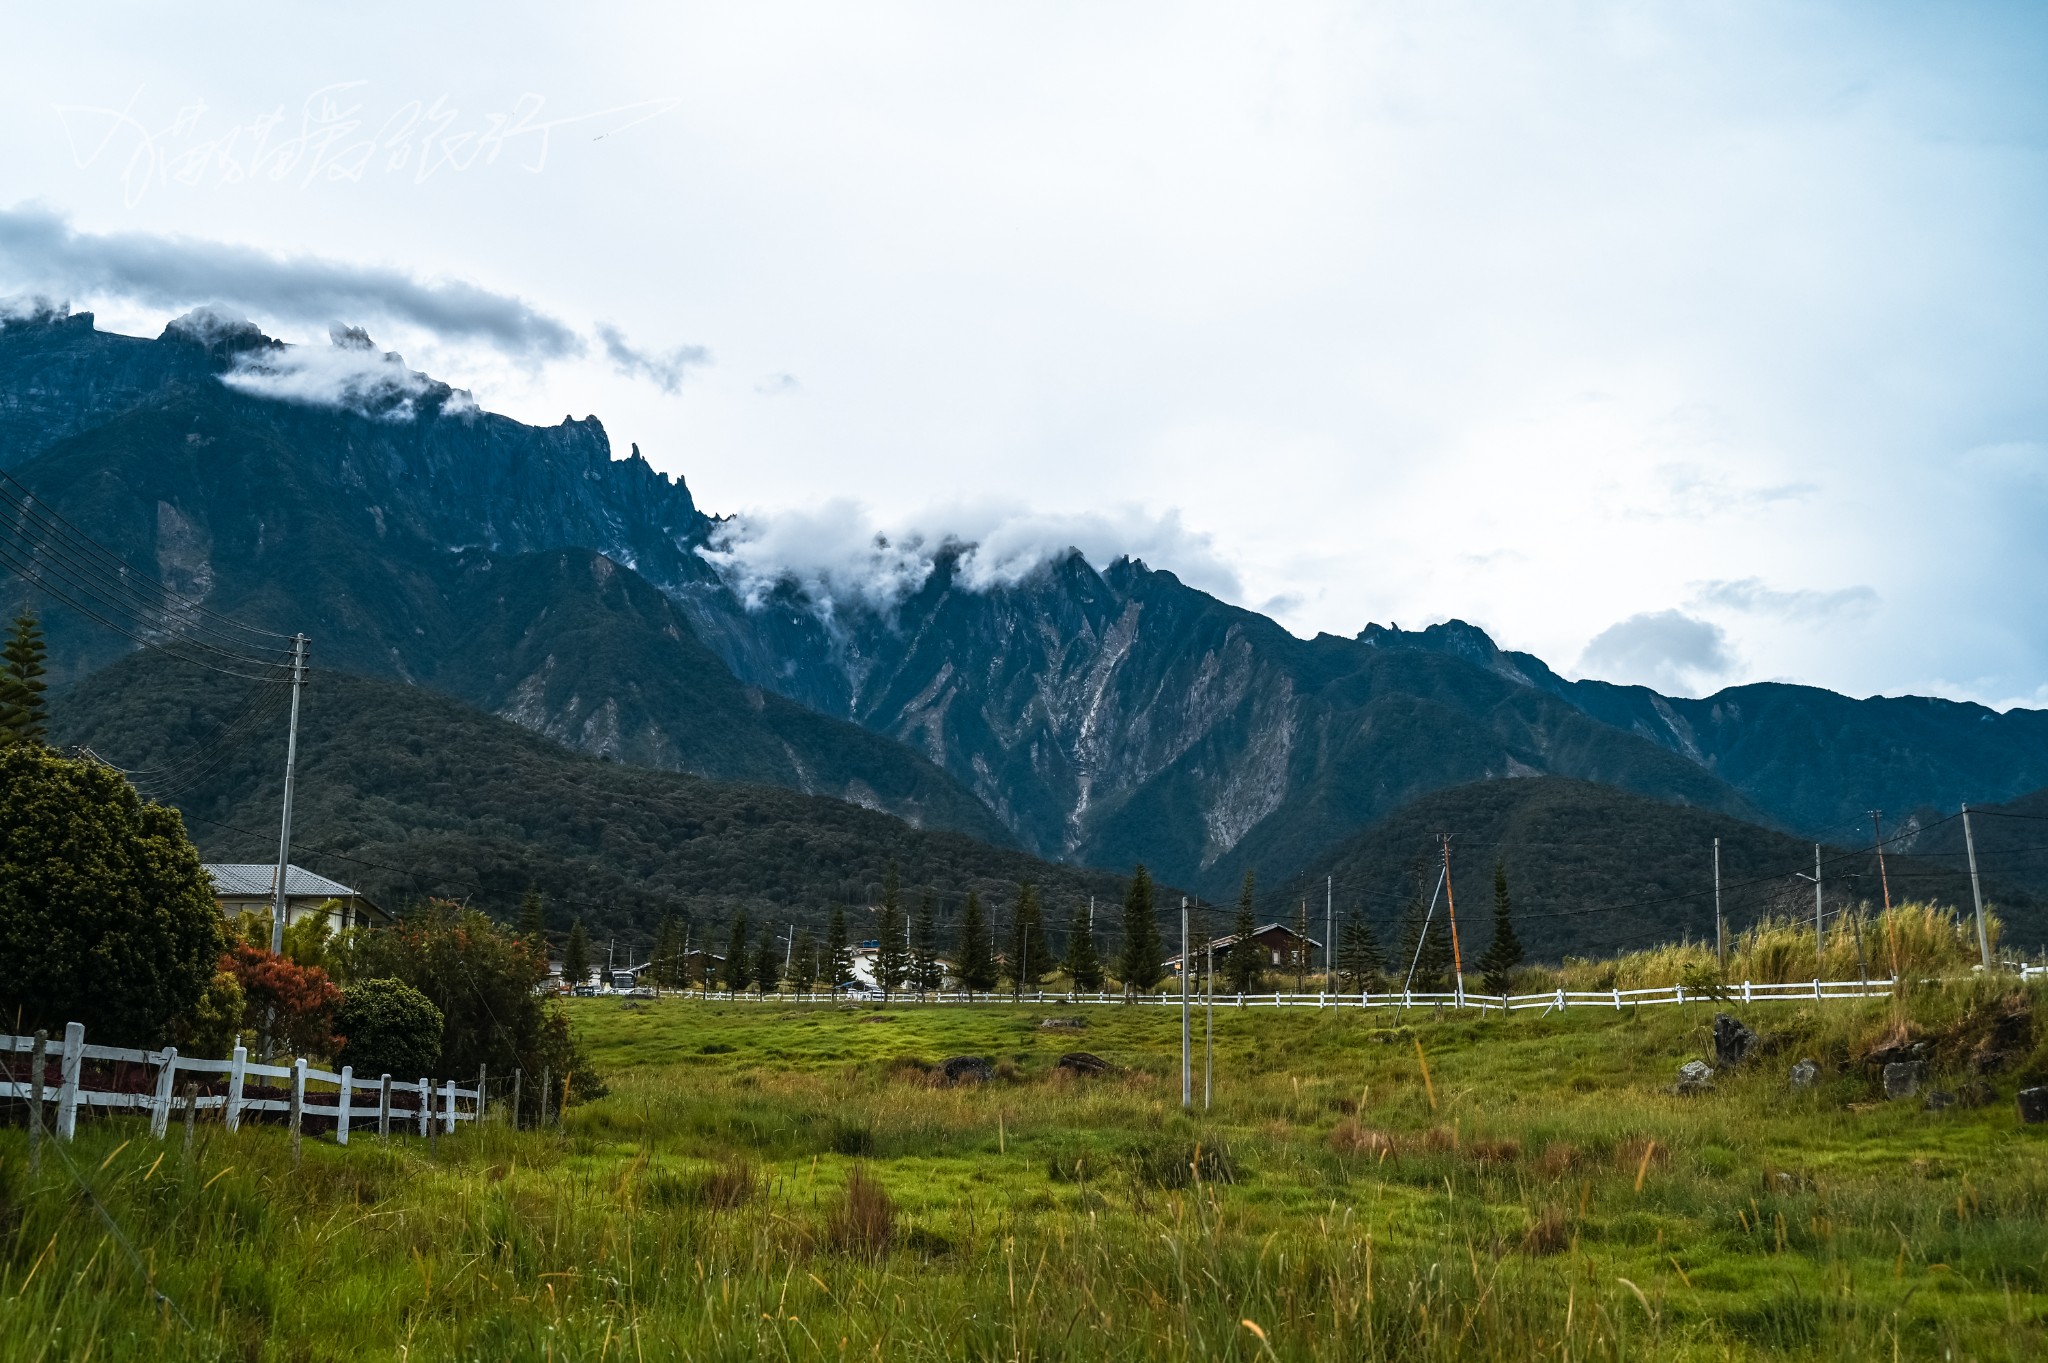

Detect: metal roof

[204,864,361,899]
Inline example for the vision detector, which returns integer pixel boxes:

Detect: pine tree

[910,890,942,995]
[649,913,678,990]
[0,613,48,746]
[1005,884,1051,995]
[1336,912,1385,991]
[790,927,819,994]
[875,865,909,998]
[955,891,997,995]
[562,919,591,988]
[1397,861,1453,992]
[753,920,781,997]
[723,912,752,993]
[1117,865,1165,996]
[517,889,546,953]
[1224,870,1263,995]
[1478,859,1525,998]
[827,906,854,989]
[1063,901,1103,991]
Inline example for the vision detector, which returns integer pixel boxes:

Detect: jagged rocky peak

[0,296,88,334]
[160,307,280,362]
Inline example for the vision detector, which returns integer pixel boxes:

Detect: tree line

[541,855,1526,998]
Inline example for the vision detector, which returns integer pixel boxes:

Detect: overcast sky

[3,3,2045,705]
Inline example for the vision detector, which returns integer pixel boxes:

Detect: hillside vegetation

[1275,777,2042,961]
[50,650,1135,944]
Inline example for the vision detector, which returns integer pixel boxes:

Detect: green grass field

[4,981,2046,1360]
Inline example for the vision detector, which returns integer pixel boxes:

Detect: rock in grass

[1789,1059,1819,1090]
[2019,1086,2048,1125]
[1884,1062,1924,1100]
[1675,1060,1715,1095]
[1925,1090,1957,1111]
[1038,1017,1087,1031]
[1714,1013,1758,1068]
[1055,1051,1113,1076]
[939,1056,995,1085]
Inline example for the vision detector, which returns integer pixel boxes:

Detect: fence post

[337,1065,353,1146]
[28,1029,46,1173]
[55,1021,84,1142]
[511,1068,522,1129]
[476,1065,487,1127]
[226,1044,248,1132]
[181,1082,197,1156]
[151,1047,179,1140]
[52,1019,86,1137]
[418,1077,431,1138]
[378,1074,391,1138]
[289,1058,306,1165]
[442,1080,455,1135]
[540,1065,551,1129]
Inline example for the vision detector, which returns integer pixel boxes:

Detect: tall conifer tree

[562,919,591,987]
[1224,870,1263,994]
[723,911,752,993]
[1006,884,1051,995]
[1116,865,1164,996]
[1477,859,1525,997]
[910,890,942,994]
[0,614,48,747]
[955,891,997,995]
[827,906,854,988]
[875,864,909,998]
[753,920,781,997]
[1063,902,1103,991]
[1337,911,1385,991]
[790,927,819,993]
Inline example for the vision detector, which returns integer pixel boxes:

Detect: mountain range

[7,305,2047,932]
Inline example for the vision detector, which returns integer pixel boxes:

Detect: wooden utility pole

[1870,810,1893,911]
[1203,926,1214,1110]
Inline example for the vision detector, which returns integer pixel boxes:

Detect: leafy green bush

[351,900,603,1109]
[0,745,224,1043]
[334,978,444,1079]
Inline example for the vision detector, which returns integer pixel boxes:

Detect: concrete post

[226,1044,248,1132]
[56,1022,84,1141]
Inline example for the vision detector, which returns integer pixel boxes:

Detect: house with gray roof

[203,864,391,934]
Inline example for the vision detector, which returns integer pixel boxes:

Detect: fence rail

[0,1022,482,1145]
[659,976,1950,1011]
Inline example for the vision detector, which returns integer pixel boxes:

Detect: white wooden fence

[1,1022,482,1144]
[672,976,1920,1010]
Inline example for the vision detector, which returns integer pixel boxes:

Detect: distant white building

[204,864,391,934]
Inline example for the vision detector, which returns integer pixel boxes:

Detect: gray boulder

[1675,1060,1716,1095]
[1055,1051,1114,1076]
[1714,1013,1758,1068]
[939,1056,995,1085]
[2020,1086,2048,1125]
[1924,1090,1957,1111]
[1789,1059,1819,1090]
[1883,1061,1924,1100]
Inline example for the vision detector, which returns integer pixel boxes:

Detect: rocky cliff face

[9,309,2048,896]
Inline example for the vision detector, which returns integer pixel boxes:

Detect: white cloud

[216,323,465,420]
[1691,578,1879,623]
[699,499,1242,619]
[1577,610,1736,695]
[595,323,711,394]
